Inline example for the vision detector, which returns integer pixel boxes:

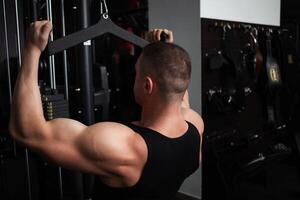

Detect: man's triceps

[39,120,136,177]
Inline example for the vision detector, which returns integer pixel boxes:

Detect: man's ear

[144,76,154,95]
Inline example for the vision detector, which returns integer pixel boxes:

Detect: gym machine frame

[3,0,149,199]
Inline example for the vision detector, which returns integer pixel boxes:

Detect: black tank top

[92,121,200,200]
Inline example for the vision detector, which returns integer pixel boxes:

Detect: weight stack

[42,94,69,120]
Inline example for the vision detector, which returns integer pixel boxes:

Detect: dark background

[202,1,300,200]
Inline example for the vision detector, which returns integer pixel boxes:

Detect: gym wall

[149,0,202,198]
[201,0,281,26]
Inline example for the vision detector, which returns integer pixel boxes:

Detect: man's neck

[138,100,186,131]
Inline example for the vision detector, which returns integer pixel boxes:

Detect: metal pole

[31,0,38,21]
[2,0,17,158]
[56,0,68,197]
[79,1,95,198]
[46,1,64,199]
[46,0,56,89]
[2,0,12,104]
[14,0,22,65]
[79,0,94,125]
[60,0,69,100]
[14,0,32,200]
[58,167,63,200]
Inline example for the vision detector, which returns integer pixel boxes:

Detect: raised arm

[9,21,144,186]
[10,21,53,149]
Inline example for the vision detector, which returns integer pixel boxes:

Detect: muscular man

[9,21,203,199]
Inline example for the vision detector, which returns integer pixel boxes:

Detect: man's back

[93,120,200,199]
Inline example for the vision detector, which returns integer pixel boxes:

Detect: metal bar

[3,0,16,157]
[14,0,32,200]
[31,0,38,21]
[14,0,22,65]
[79,1,95,198]
[48,0,56,89]
[54,0,70,198]
[46,0,56,89]
[46,0,54,89]
[79,0,94,125]
[48,23,106,55]
[58,166,63,200]
[47,18,148,55]
[46,0,63,199]
[60,0,69,100]
[2,0,12,104]
[296,23,299,53]
[2,0,17,158]
[24,148,32,200]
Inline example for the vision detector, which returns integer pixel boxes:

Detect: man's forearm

[9,48,46,141]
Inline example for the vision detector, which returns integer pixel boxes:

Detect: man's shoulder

[182,108,204,135]
[88,121,144,147]
[91,121,135,135]
[85,121,146,159]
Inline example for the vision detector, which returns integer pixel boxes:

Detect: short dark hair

[139,42,191,98]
